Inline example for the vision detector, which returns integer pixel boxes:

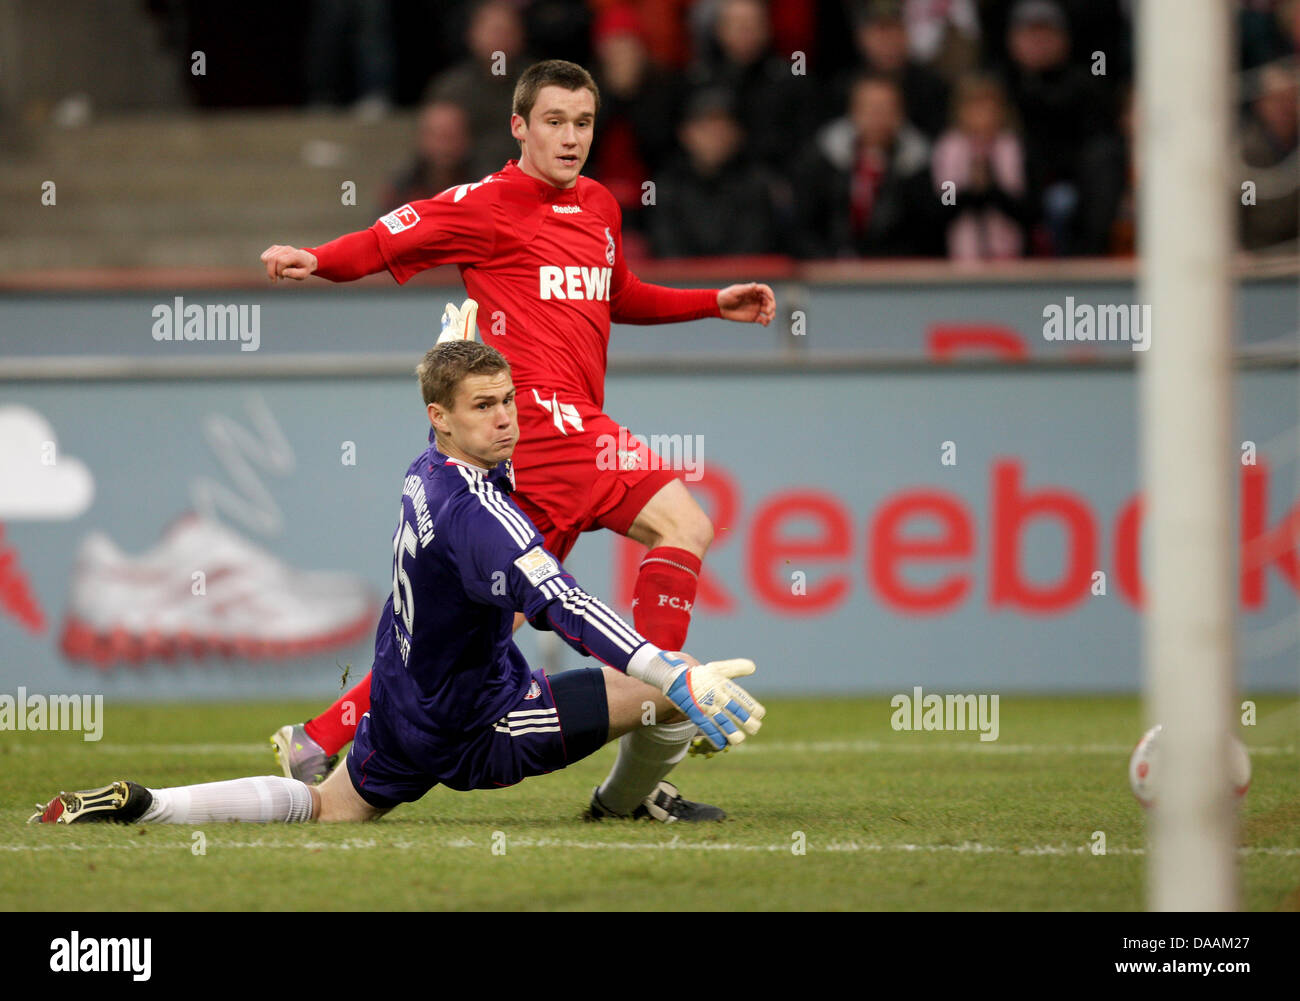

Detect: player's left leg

[584,666,724,822]
[617,477,713,652]
[521,665,721,822]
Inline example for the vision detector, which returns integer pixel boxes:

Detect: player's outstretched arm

[607,270,776,328]
[717,282,776,326]
[260,225,390,284]
[260,245,318,282]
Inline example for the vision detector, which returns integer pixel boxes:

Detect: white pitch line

[6,739,1296,756]
[733,740,1299,755]
[3,837,1298,857]
[4,743,270,755]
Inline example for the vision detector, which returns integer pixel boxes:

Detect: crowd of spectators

[184,0,1300,260]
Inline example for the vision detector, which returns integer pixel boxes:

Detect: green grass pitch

[3,696,1297,911]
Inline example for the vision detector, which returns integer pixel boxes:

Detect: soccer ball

[1128,723,1251,808]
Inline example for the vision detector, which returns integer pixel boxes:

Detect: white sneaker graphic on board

[60,513,373,668]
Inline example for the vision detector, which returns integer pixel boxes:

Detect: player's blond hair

[417,341,511,408]
[512,59,601,122]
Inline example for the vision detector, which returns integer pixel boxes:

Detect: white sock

[596,720,697,815]
[139,776,314,824]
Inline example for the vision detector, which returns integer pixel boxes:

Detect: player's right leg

[312,756,388,822]
[30,754,389,825]
[29,774,317,825]
[607,476,714,653]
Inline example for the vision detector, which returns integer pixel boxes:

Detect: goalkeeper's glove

[658,655,765,751]
[437,298,479,343]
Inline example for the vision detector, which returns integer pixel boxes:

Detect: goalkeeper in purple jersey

[30,340,764,827]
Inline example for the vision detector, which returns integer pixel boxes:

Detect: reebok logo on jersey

[539,265,611,301]
[514,547,561,586]
[379,204,420,234]
[551,204,581,214]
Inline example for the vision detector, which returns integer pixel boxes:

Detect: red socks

[304,674,372,755]
[632,546,702,652]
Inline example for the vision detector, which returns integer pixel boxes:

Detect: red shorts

[511,387,679,562]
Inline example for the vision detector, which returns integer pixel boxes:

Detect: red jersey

[310,161,720,410]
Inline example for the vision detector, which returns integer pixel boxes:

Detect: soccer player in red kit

[260,60,775,818]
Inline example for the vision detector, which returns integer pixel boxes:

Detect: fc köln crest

[604,227,615,266]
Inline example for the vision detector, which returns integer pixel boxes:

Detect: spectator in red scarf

[792,73,941,258]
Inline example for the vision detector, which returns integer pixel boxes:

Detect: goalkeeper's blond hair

[416,341,510,409]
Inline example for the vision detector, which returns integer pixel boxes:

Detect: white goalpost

[1138,0,1240,910]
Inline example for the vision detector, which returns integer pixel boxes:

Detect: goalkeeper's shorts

[346,667,608,807]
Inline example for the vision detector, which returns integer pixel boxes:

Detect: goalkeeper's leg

[585,668,723,821]
[588,478,716,809]
[34,776,315,825]
[33,758,386,825]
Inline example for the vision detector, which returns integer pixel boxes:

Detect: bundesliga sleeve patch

[514,547,561,587]
[379,204,420,234]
